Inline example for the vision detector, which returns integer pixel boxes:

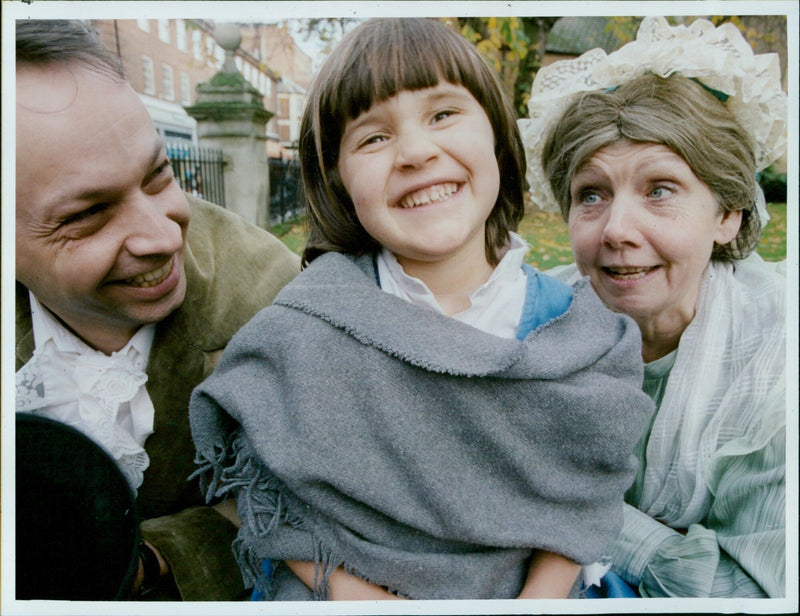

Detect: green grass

[757,202,787,262]
[270,221,309,255]
[271,202,787,267]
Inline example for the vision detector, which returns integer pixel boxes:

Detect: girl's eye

[358,134,388,149]
[432,109,456,123]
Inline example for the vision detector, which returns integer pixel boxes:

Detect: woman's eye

[649,186,672,199]
[577,190,601,206]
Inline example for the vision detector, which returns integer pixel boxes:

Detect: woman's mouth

[602,265,658,280]
[398,182,459,208]
[123,258,174,288]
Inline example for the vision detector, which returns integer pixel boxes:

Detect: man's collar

[28,290,155,364]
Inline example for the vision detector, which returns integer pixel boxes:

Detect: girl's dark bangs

[334,21,473,122]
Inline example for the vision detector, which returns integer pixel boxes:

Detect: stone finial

[214,23,242,73]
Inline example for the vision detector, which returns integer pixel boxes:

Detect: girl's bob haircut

[542,73,761,261]
[300,18,527,266]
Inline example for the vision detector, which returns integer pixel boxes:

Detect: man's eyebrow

[43,137,168,215]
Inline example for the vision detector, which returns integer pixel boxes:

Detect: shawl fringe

[193,428,343,599]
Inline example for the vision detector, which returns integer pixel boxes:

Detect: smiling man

[15,20,299,600]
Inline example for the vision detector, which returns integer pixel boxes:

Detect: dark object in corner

[15,413,140,600]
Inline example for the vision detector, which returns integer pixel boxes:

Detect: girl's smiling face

[337,82,500,277]
[568,140,741,343]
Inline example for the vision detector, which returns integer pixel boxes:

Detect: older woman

[520,17,787,598]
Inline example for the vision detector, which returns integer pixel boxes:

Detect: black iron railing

[166,140,226,207]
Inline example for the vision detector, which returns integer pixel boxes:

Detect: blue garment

[515,265,573,340]
[585,571,639,598]
[251,560,274,601]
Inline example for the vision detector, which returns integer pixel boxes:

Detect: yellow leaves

[462,17,528,72]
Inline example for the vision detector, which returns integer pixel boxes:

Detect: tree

[287,18,358,58]
[453,17,558,119]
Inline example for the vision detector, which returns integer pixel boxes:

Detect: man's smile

[122,257,175,288]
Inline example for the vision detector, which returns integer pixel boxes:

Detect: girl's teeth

[400,183,457,208]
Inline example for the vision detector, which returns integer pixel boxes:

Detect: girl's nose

[124,194,189,257]
[394,128,438,169]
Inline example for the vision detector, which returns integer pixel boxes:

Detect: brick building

[92,19,304,156]
[239,23,312,152]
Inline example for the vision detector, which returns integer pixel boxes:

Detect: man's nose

[123,194,189,257]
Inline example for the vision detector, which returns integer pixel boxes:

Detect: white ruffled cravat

[16,293,156,493]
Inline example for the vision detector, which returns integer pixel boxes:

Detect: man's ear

[714,208,743,245]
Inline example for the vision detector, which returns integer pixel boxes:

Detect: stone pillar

[184,23,273,228]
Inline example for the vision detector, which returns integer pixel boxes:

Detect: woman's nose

[124,194,189,257]
[601,199,641,248]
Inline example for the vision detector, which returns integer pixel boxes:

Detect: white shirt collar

[377,232,529,338]
[30,292,155,367]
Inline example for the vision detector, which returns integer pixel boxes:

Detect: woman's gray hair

[542,73,761,261]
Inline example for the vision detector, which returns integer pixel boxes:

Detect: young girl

[190,18,654,601]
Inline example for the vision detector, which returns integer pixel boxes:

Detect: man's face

[16,63,190,353]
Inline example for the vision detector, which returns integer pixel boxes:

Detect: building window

[162,64,174,101]
[158,20,171,44]
[193,30,203,61]
[266,78,272,98]
[137,19,150,32]
[142,55,155,94]
[176,20,187,51]
[180,72,191,106]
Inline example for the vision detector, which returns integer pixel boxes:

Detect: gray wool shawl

[190,252,654,600]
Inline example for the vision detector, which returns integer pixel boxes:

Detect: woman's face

[568,140,741,339]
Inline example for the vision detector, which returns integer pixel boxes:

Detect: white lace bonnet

[518,16,788,214]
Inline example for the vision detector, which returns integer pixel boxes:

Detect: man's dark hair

[17,20,124,78]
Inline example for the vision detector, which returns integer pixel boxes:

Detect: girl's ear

[714,208,743,245]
